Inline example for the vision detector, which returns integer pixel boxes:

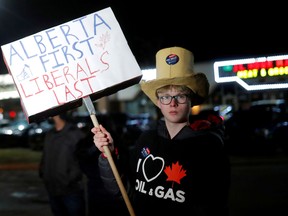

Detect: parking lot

[0,168,51,216]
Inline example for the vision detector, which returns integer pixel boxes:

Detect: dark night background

[0,0,287,74]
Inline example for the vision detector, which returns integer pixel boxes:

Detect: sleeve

[96,131,140,200]
[98,154,122,196]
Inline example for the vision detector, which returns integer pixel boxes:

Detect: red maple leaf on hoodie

[164,161,187,185]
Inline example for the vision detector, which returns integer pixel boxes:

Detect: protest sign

[1,7,142,123]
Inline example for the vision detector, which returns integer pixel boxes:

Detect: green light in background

[222,65,233,72]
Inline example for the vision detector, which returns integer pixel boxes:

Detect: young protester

[91,47,231,215]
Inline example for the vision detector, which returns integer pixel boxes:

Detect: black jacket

[98,115,231,216]
[39,122,85,196]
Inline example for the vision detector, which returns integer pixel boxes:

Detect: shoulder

[189,114,226,146]
[189,114,224,131]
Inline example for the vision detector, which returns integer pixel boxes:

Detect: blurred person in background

[39,112,86,216]
[92,47,231,215]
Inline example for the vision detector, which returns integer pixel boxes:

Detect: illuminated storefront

[214,54,288,91]
[212,54,288,111]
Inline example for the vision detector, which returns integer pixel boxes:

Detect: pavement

[229,153,288,165]
[0,168,52,216]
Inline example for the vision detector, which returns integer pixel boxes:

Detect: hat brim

[140,73,209,106]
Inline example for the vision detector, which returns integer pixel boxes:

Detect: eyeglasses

[158,94,189,105]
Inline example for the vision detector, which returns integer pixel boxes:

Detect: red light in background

[9,110,17,119]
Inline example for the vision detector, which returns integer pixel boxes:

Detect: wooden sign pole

[83,96,135,216]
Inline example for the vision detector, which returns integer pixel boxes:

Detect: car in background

[190,104,233,123]
[70,111,157,147]
[28,120,54,150]
[224,99,288,155]
[0,118,10,128]
[122,113,156,147]
[0,118,33,148]
[28,112,97,151]
[27,112,129,151]
[126,113,155,131]
[71,111,127,134]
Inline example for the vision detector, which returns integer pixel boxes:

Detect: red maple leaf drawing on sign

[164,161,187,186]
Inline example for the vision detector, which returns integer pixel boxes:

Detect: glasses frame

[158,94,189,105]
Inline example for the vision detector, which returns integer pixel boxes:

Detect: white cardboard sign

[1,7,142,122]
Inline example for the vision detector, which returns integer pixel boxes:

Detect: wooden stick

[89,114,136,216]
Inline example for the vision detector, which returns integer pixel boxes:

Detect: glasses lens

[176,94,188,104]
[159,94,188,105]
[159,96,171,105]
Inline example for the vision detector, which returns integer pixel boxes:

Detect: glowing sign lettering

[214,55,288,90]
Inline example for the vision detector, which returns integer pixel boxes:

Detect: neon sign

[213,55,288,90]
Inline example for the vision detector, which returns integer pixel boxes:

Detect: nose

[170,97,178,106]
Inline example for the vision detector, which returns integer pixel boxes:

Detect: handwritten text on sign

[1,7,142,119]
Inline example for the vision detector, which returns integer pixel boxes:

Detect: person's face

[47,115,61,124]
[157,87,191,124]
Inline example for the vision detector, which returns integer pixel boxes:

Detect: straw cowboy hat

[140,46,210,106]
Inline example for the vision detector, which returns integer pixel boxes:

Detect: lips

[169,111,177,115]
